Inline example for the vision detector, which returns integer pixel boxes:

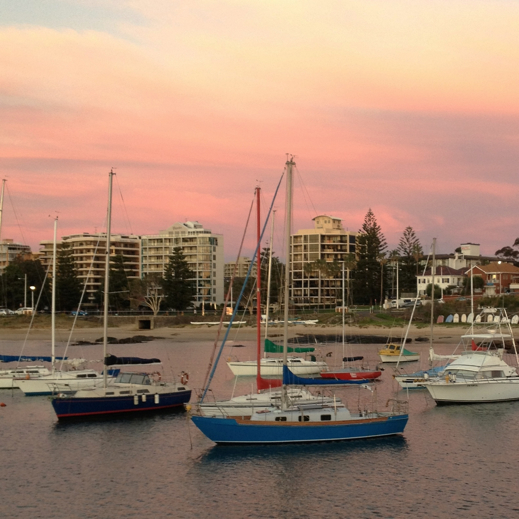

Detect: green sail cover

[264,338,315,353]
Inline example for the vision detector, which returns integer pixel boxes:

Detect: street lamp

[30,286,36,314]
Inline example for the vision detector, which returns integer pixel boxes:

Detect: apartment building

[39,233,141,307]
[0,239,32,274]
[224,256,257,280]
[291,215,358,308]
[141,221,224,306]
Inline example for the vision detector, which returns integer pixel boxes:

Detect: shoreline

[0,323,470,344]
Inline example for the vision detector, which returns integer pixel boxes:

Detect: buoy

[185,404,191,412]
[0,402,6,407]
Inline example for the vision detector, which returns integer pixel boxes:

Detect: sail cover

[282,365,369,385]
[264,339,315,354]
[104,354,161,366]
[0,355,67,363]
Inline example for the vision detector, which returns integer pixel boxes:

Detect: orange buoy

[0,403,6,407]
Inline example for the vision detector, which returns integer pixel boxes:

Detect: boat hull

[16,371,111,396]
[425,378,519,404]
[320,369,381,381]
[52,389,192,419]
[227,359,328,376]
[191,414,408,444]
[379,354,420,363]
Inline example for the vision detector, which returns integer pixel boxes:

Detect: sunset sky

[1,0,519,260]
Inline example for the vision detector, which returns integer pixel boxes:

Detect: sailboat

[191,157,408,444]
[198,185,337,417]
[16,218,110,396]
[0,179,54,388]
[320,263,381,382]
[394,239,456,389]
[51,169,191,419]
[226,186,327,377]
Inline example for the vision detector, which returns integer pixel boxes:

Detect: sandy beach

[0,321,469,344]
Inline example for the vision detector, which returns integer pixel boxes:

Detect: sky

[1,0,519,261]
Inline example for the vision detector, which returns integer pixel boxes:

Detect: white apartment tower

[141,221,224,306]
[291,215,358,308]
[39,233,141,307]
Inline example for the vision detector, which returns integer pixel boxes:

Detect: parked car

[71,310,88,316]
[15,307,33,315]
[0,308,14,316]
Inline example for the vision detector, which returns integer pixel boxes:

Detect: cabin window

[298,415,310,422]
[136,389,150,394]
[321,415,332,421]
[77,374,87,378]
[117,373,133,384]
[119,391,131,395]
[275,416,287,422]
[87,374,98,378]
[105,392,114,395]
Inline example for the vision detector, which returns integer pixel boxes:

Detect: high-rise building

[0,239,32,274]
[141,221,224,306]
[291,215,358,308]
[39,233,141,307]
[224,257,257,280]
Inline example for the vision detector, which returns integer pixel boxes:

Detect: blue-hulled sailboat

[191,157,408,444]
[51,169,191,419]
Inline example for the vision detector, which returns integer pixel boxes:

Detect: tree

[396,226,423,294]
[462,275,485,294]
[225,276,256,314]
[353,209,388,304]
[162,247,196,312]
[0,257,49,310]
[109,254,131,311]
[129,274,163,315]
[94,254,131,311]
[496,239,519,267]
[55,243,82,311]
[426,283,442,299]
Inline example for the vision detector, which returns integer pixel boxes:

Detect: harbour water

[1,337,519,518]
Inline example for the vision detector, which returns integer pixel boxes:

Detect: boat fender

[180,372,189,385]
[154,394,159,404]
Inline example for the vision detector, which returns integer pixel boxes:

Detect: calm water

[1,336,519,519]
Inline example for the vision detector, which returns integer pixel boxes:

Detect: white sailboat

[199,185,335,417]
[16,218,110,396]
[0,179,52,387]
[226,186,326,377]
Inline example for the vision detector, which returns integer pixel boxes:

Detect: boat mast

[282,156,294,408]
[429,238,436,365]
[103,169,114,387]
[256,186,262,382]
[264,209,275,350]
[0,179,6,242]
[342,261,345,367]
[51,217,58,374]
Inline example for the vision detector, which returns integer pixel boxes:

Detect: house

[467,262,519,296]
[416,266,466,297]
